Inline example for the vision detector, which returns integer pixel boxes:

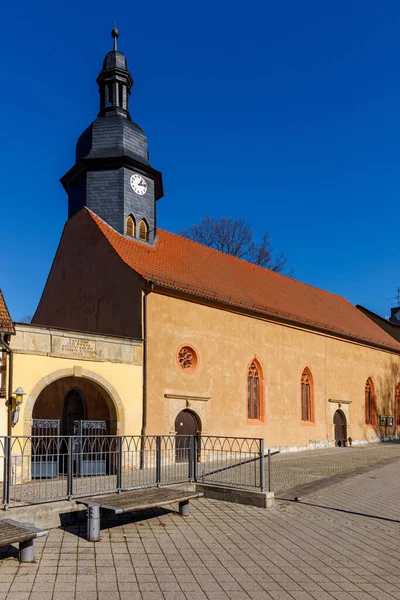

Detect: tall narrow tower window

[107,84,113,106]
[126,215,135,237]
[139,220,148,241]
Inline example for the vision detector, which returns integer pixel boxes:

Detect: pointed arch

[139,219,149,241]
[301,367,314,423]
[247,358,264,421]
[365,377,376,426]
[126,215,135,237]
[395,382,400,426]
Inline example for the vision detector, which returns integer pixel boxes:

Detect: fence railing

[0,435,267,509]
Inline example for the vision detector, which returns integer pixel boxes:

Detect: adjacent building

[0,290,15,436]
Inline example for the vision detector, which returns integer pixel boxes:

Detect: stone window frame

[301,367,314,424]
[246,358,265,423]
[365,377,377,426]
[396,382,400,426]
[176,345,199,373]
[126,214,136,237]
[139,219,149,241]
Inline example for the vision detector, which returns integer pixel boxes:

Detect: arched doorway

[334,410,347,447]
[31,375,118,477]
[175,410,201,463]
[24,367,126,437]
[32,376,117,435]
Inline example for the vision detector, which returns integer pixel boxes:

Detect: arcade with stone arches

[31,374,118,438]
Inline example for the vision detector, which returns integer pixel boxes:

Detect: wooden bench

[77,487,203,541]
[0,519,48,562]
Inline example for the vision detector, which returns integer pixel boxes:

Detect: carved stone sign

[52,336,96,359]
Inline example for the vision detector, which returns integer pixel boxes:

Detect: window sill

[247,418,266,426]
[300,420,315,426]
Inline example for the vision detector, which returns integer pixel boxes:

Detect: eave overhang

[60,156,164,200]
[96,67,133,88]
[144,281,400,356]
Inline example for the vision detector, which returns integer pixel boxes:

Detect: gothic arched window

[247,359,263,420]
[139,219,148,241]
[126,215,135,237]
[301,367,314,423]
[395,383,400,426]
[365,378,376,426]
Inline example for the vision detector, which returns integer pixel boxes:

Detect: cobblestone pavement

[270,442,400,494]
[1,445,400,600]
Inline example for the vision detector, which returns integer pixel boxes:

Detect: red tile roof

[0,289,14,334]
[87,209,400,353]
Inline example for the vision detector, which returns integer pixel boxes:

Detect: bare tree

[179,216,288,272]
[19,315,32,324]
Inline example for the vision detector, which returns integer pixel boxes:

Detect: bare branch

[19,315,33,324]
[179,217,289,273]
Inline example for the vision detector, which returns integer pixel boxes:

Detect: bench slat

[77,487,203,513]
[0,520,39,547]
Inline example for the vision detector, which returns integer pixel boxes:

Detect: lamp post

[3,387,25,507]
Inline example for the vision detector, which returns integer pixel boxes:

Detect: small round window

[177,345,198,372]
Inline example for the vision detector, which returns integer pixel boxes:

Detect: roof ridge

[84,208,400,353]
[153,226,346,301]
[85,209,345,302]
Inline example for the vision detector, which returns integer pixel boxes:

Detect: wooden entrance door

[175,410,199,463]
[334,410,347,447]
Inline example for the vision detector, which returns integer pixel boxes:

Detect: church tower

[61,28,163,244]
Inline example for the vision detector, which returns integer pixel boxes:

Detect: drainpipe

[1,332,13,508]
[140,282,153,469]
[0,333,13,436]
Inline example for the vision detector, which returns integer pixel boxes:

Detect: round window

[177,345,198,372]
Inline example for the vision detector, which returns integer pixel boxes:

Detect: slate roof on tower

[85,208,400,353]
[0,289,14,334]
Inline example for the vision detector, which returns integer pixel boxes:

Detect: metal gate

[31,419,60,479]
[73,420,110,476]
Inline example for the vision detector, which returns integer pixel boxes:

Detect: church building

[32,30,400,450]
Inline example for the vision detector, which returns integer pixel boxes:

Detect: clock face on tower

[130,173,147,195]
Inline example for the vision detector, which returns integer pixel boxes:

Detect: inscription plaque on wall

[52,336,96,359]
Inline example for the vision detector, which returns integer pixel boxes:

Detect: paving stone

[2,444,400,599]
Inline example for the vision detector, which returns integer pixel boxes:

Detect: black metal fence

[0,435,267,509]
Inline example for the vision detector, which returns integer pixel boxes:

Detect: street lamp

[12,387,26,426]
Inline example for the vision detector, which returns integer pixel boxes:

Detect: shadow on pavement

[60,505,176,540]
[276,497,400,524]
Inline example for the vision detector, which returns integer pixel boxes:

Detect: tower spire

[112,24,119,51]
[96,28,133,120]
[62,29,163,243]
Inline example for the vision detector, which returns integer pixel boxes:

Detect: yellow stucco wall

[146,292,400,447]
[6,324,144,438]
[12,354,143,436]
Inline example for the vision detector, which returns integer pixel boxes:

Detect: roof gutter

[140,281,153,468]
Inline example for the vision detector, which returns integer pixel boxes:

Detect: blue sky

[2,0,400,321]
